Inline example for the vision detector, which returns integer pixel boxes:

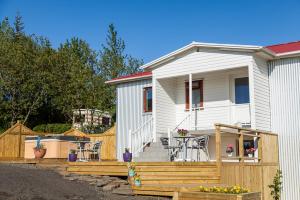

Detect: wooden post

[238,129,244,163]
[18,122,22,158]
[257,132,262,163]
[215,124,221,176]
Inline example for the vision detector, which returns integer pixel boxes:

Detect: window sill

[142,112,152,116]
[185,107,204,112]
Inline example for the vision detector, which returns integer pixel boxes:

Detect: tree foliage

[0,15,142,129]
[99,24,143,112]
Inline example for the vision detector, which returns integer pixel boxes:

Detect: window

[143,87,152,112]
[185,80,203,109]
[235,77,249,104]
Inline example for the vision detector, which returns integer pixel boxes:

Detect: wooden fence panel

[89,126,116,160]
[221,163,278,200]
[260,134,279,163]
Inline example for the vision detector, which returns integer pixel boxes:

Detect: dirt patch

[0,164,170,200]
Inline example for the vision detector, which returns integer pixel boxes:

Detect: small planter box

[173,191,261,200]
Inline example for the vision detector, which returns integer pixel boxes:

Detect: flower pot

[248,154,253,158]
[227,152,233,157]
[129,169,135,177]
[134,180,141,187]
[123,152,132,162]
[33,148,47,159]
[68,153,77,162]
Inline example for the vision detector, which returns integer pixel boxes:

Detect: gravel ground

[0,164,169,200]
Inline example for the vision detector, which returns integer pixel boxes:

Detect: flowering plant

[198,185,249,194]
[246,147,256,154]
[127,162,136,170]
[134,175,141,181]
[177,129,188,136]
[226,144,234,153]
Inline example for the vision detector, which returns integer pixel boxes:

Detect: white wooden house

[107,41,300,200]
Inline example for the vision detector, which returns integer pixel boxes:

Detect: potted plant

[226,144,234,157]
[134,175,141,187]
[123,148,132,162]
[68,149,77,162]
[33,136,47,159]
[128,163,136,177]
[178,129,188,136]
[246,148,256,157]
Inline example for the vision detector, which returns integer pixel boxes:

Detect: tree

[99,24,143,112]
[0,16,52,126]
[52,38,105,121]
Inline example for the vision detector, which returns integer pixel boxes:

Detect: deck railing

[173,103,251,131]
[214,123,279,174]
[129,117,153,157]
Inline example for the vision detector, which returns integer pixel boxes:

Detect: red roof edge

[106,71,152,84]
[265,41,300,54]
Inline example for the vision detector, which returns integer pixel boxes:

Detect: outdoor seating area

[70,140,102,162]
[161,133,210,162]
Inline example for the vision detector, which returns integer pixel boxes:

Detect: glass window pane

[235,77,249,104]
[144,87,152,112]
[192,89,201,108]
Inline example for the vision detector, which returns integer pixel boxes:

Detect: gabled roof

[105,71,152,84]
[106,41,300,85]
[141,42,271,69]
[265,41,300,55]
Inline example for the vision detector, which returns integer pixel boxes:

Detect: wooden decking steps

[67,161,128,176]
[66,161,221,197]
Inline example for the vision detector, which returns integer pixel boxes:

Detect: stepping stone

[112,185,134,196]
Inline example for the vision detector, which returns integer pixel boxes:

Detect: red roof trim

[106,71,152,84]
[265,41,300,54]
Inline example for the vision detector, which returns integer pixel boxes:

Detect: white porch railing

[129,117,153,157]
[167,103,251,144]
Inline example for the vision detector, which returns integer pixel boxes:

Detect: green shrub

[269,170,283,200]
[33,123,71,134]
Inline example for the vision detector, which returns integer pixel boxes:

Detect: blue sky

[0,0,299,62]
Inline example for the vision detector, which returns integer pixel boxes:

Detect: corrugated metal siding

[116,79,152,160]
[268,57,300,200]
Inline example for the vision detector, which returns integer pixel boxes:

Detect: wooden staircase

[131,162,220,196]
[67,161,221,197]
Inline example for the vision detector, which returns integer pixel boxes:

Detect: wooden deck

[66,124,279,200]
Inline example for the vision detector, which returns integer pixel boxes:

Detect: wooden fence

[63,125,117,160]
[0,122,45,159]
[215,123,279,200]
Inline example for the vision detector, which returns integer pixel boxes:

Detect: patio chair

[160,137,182,161]
[87,141,102,161]
[189,135,210,161]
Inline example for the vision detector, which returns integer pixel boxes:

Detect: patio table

[71,141,91,162]
[173,136,195,161]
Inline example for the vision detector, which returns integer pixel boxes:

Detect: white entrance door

[230,76,251,126]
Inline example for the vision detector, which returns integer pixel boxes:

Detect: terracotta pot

[33,148,47,159]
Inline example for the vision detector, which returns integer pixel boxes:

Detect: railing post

[167,128,171,146]
[257,132,262,163]
[238,129,244,163]
[215,124,221,176]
